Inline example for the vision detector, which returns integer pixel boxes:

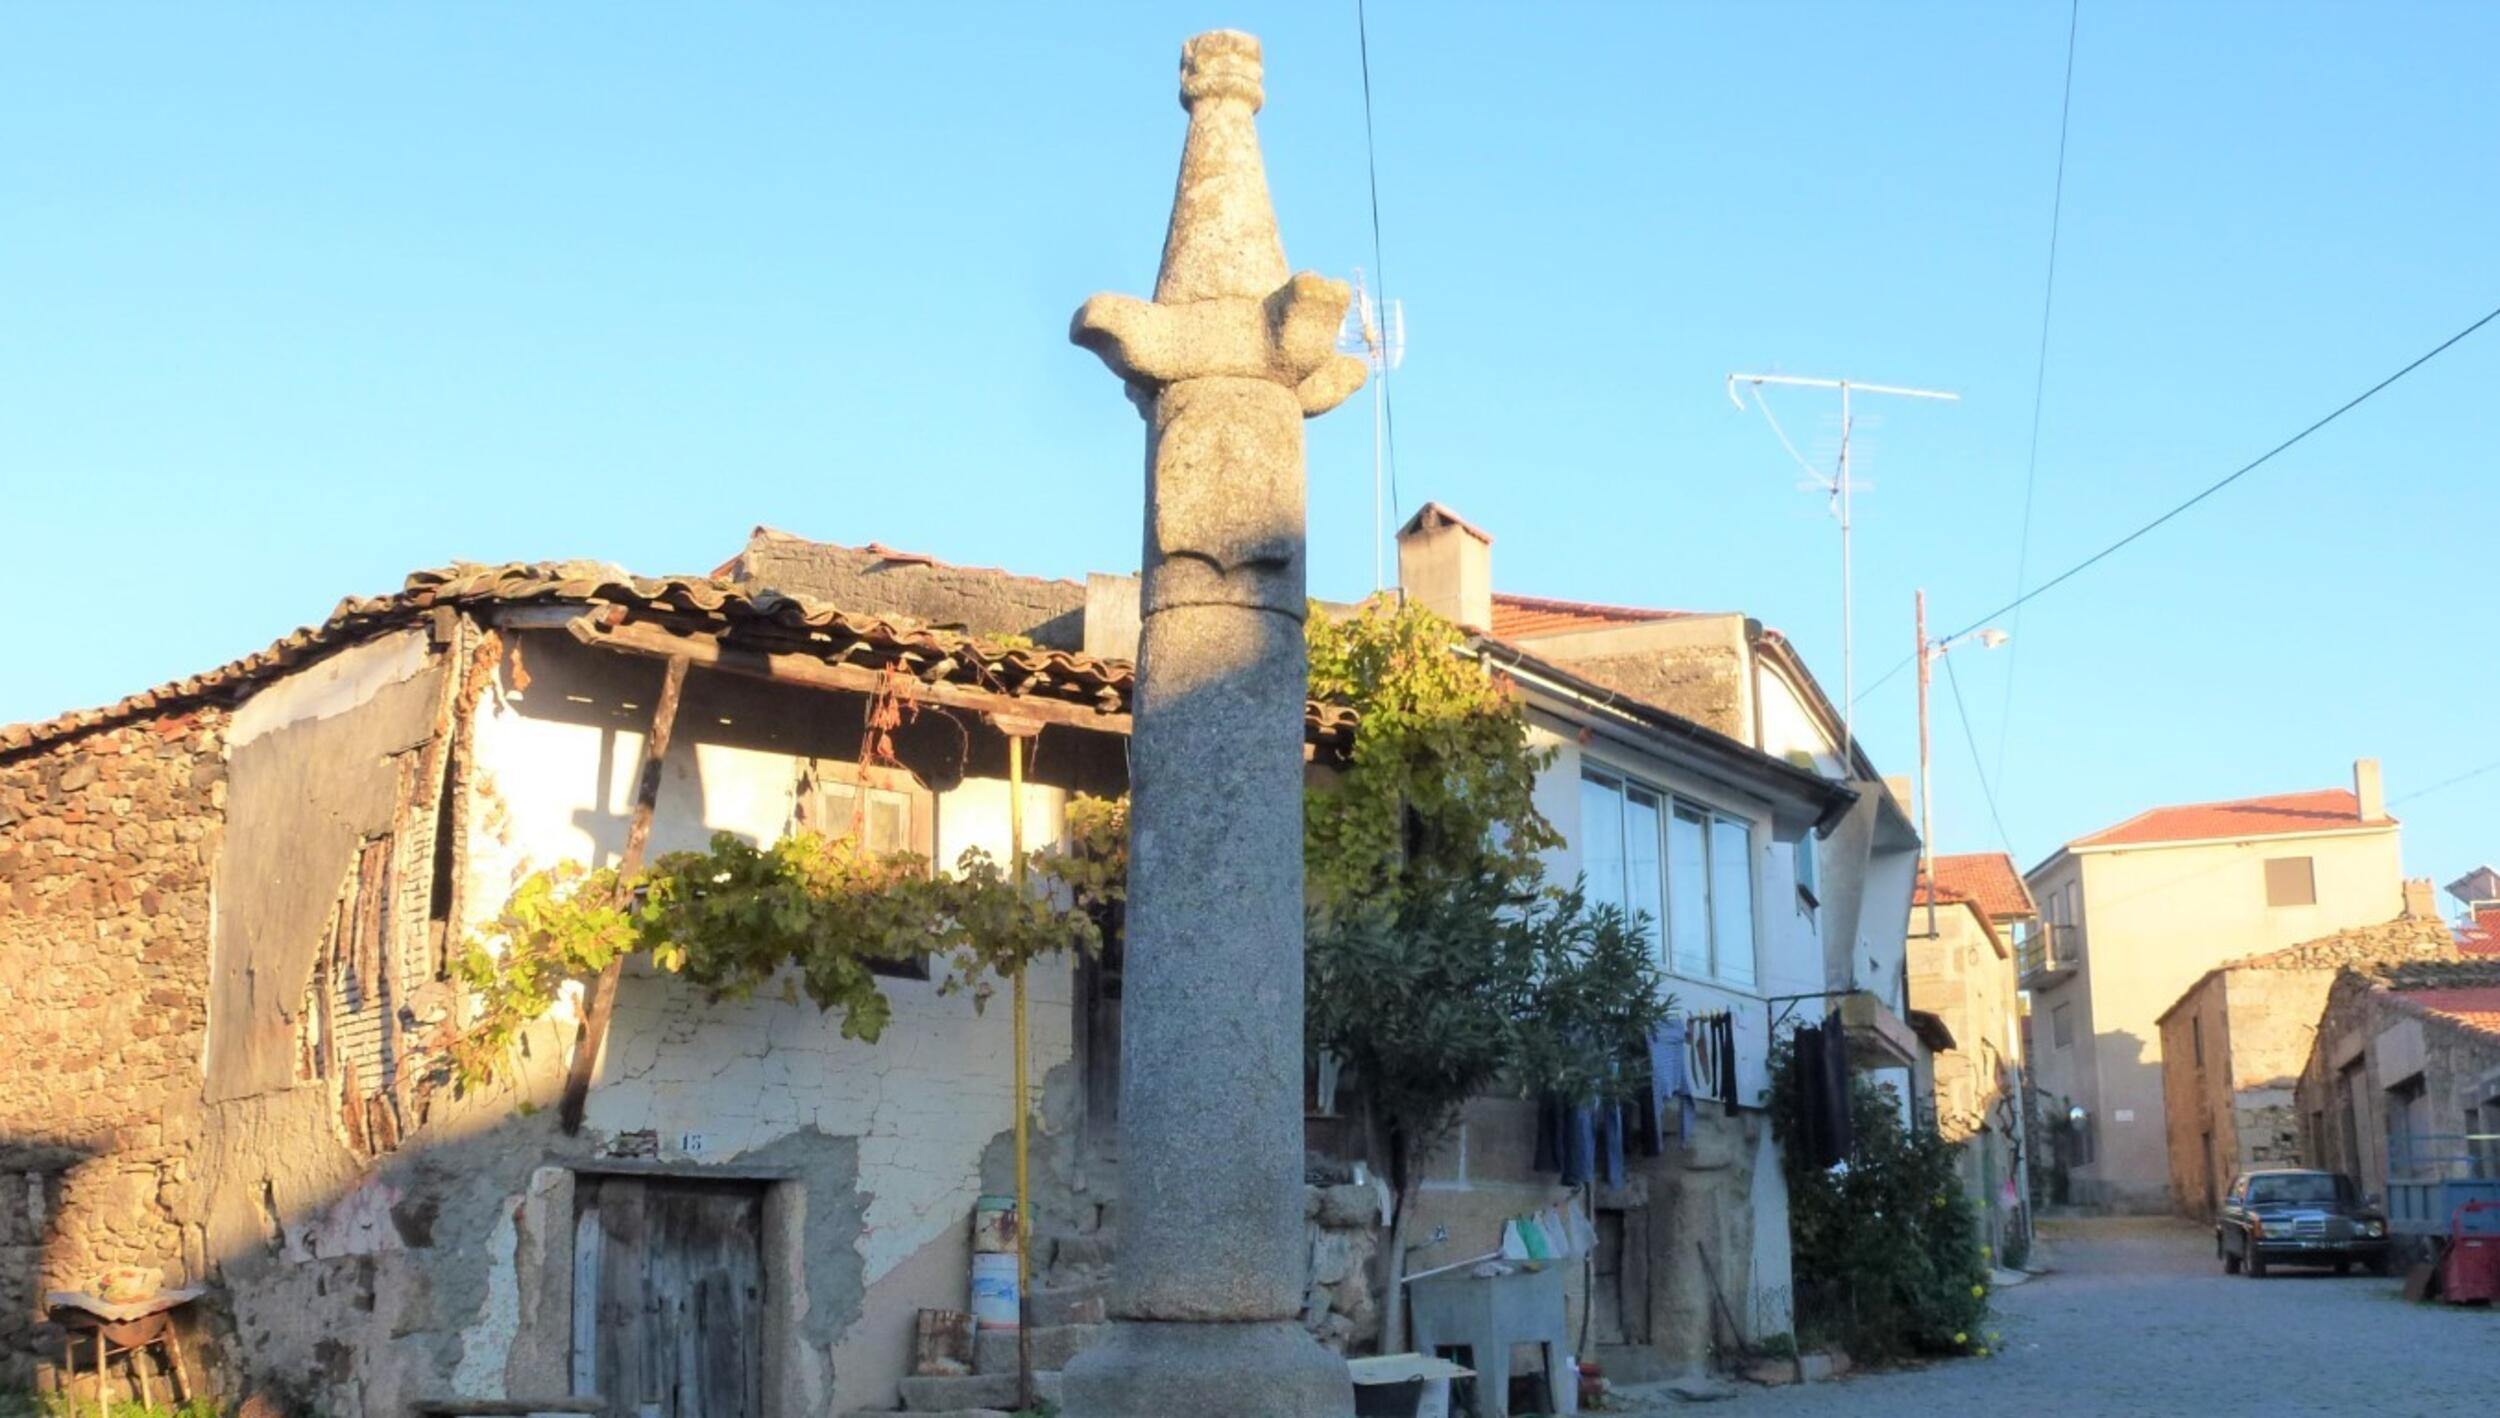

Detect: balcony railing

[2018,923,2086,985]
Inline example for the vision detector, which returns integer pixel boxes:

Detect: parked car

[2216,1168,2392,1277]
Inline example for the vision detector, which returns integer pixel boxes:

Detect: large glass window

[1582,770,1759,987]
[1625,788,1664,958]
[1581,774,1627,916]
[1710,816,1756,987]
[1666,804,1710,977]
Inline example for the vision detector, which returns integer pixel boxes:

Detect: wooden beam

[568,615,1136,737]
[559,654,689,1135]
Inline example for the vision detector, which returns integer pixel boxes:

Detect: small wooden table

[45,1286,205,1415]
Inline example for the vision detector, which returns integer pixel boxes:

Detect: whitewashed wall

[462,651,1075,1411]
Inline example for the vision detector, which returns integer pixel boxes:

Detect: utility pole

[1915,588,2007,937]
[1727,373,1958,753]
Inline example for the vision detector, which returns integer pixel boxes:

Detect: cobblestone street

[1623,1216,2500,1417]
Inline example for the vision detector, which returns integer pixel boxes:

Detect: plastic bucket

[971,1250,1021,1330]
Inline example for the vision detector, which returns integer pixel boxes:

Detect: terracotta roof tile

[1489,593,1703,641]
[1,561,1357,756]
[1927,853,2035,920]
[2390,985,2500,1041]
[2069,788,2392,849]
[2458,906,2500,957]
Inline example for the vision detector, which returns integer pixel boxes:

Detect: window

[1581,775,1627,914]
[1625,788,1664,958]
[1795,832,1820,908]
[1666,804,1711,978]
[2265,856,2317,908]
[2470,1101,2500,1179]
[2190,1013,2204,1067]
[2052,1003,2074,1050]
[1709,816,1757,987]
[801,760,936,977]
[1580,770,1759,986]
[810,763,930,859]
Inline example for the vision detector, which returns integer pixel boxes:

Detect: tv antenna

[1726,373,1958,756]
[1342,268,1406,591]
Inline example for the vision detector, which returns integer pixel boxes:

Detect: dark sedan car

[2216,1168,2392,1276]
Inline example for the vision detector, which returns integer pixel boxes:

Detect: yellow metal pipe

[1007,732,1033,1406]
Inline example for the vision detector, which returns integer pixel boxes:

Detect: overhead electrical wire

[1995,0,2084,789]
[1943,652,2020,865]
[1355,0,1402,523]
[2390,756,2500,808]
[1852,298,2500,706]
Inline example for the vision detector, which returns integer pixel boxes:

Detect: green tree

[1302,595,1670,1350]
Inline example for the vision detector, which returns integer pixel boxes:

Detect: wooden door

[575,1177,766,1418]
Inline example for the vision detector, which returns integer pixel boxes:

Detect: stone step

[847,1410,1009,1418]
[975,1323,1111,1375]
[1042,1229,1118,1269]
[897,1370,1064,1412]
[1027,1278,1110,1328]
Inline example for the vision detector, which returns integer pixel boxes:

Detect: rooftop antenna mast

[1727,372,1959,757]
[1342,268,1405,590]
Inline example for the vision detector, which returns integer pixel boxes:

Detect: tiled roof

[2389,985,2500,1041]
[2457,910,2500,957]
[2069,788,2392,849]
[1927,853,2036,920]
[1912,874,1974,908]
[1489,593,1702,640]
[1,561,1357,756]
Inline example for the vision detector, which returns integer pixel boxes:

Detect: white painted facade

[1523,708,1811,1345]
[460,637,1080,1413]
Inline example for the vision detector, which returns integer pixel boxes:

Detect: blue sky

[5,3,2494,893]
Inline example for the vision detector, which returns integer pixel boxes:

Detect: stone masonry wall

[1302,1183,1385,1354]
[0,711,224,1385]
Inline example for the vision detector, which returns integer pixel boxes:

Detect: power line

[1852,297,2500,704]
[2391,756,2500,807]
[1943,652,2019,863]
[1355,0,1402,526]
[1995,0,2083,790]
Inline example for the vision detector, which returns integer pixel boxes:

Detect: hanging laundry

[1533,1094,1607,1186]
[1648,1016,1695,1144]
[1790,1016,1855,1169]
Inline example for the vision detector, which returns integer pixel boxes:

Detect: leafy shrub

[1770,1047,1993,1361]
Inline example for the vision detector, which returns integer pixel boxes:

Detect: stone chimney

[2355,757,2386,822]
[1083,571,1142,661]
[2403,877,2438,919]
[1396,502,1493,633]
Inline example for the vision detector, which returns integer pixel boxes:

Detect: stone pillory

[1059,30,1364,1418]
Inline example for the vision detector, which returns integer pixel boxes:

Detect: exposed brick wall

[0,712,223,1381]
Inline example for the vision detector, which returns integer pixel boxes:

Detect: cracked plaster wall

[462,638,1084,1413]
[49,628,1094,1416]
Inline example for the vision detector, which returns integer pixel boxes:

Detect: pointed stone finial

[1157,30,1287,303]
[1071,31,1369,418]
